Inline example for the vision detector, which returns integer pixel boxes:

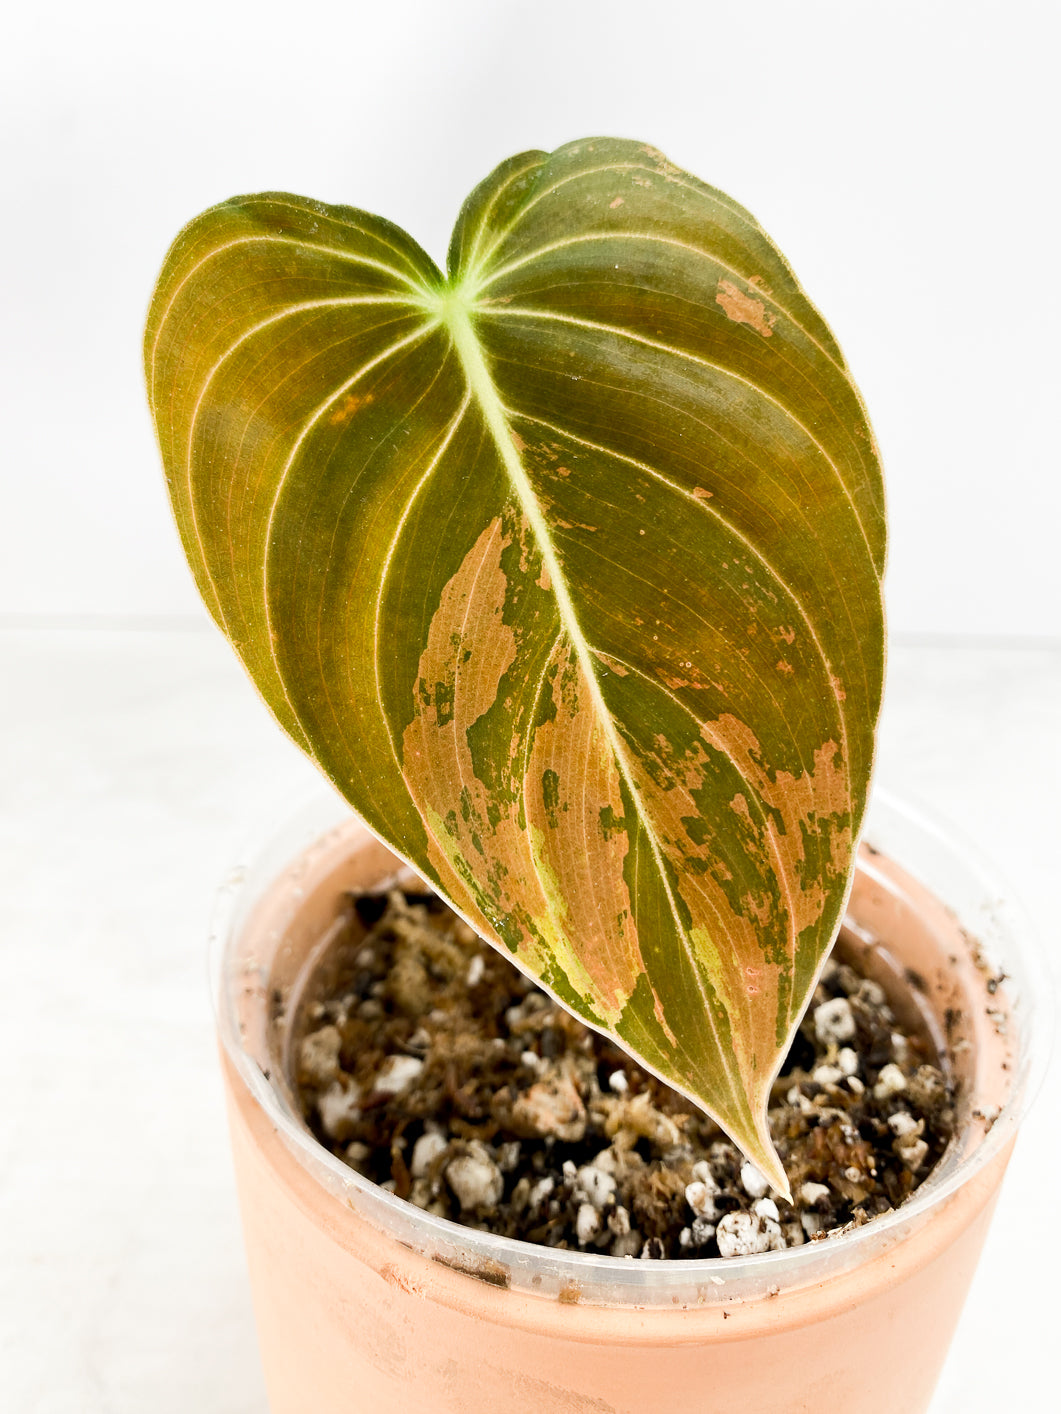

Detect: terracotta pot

[213,791,1047,1414]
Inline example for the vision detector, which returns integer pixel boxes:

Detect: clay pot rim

[211,785,1051,1306]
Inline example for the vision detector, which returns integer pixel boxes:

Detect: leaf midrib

[446,304,742,1106]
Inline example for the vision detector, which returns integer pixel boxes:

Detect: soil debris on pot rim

[292,888,956,1260]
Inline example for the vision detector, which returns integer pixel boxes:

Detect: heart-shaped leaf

[146,138,885,1193]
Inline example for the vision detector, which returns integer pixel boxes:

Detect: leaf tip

[735,1116,792,1206]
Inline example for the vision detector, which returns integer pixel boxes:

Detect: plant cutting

[145,138,1042,1413]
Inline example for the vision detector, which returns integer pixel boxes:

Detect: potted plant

[145,138,1045,1413]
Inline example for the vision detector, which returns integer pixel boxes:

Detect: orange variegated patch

[523,640,643,1020]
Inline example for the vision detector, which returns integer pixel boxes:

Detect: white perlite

[908,1064,946,1110]
[889,1112,929,1171]
[690,1160,717,1189]
[799,1181,831,1208]
[837,1047,859,1076]
[299,1025,342,1086]
[752,1197,780,1221]
[465,954,485,986]
[716,1211,786,1257]
[888,1111,922,1139]
[814,997,857,1045]
[874,1063,907,1100]
[374,1054,423,1096]
[591,1146,619,1175]
[410,1130,447,1178]
[528,1175,555,1208]
[812,1064,843,1087]
[689,1216,717,1247]
[497,1141,521,1173]
[859,979,887,1008]
[577,1165,617,1210]
[317,1080,362,1138]
[685,1181,719,1221]
[608,1070,629,1094]
[608,1205,631,1237]
[576,1202,601,1245]
[896,1136,929,1171]
[445,1144,503,1211]
[739,1160,771,1200]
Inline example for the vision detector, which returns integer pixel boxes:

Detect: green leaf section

[146,139,885,1193]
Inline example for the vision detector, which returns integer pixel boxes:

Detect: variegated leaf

[146,139,885,1193]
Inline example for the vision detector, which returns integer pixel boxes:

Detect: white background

[2,4,1059,1413]
[2,0,1059,636]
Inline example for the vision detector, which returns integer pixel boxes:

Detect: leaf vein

[148,235,425,394]
[483,305,878,567]
[471,158,748,272]
[508,408,853,771]
[259,321,439,725]
[181,295,429,635]
[479,230,848,377]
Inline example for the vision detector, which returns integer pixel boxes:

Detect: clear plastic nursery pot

[214,789,1048,1414]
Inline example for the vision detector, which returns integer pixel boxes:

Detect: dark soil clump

[293,889,956,1259]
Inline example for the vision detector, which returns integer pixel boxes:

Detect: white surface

[1,627,1058,1411]
[2,0,1060,635]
